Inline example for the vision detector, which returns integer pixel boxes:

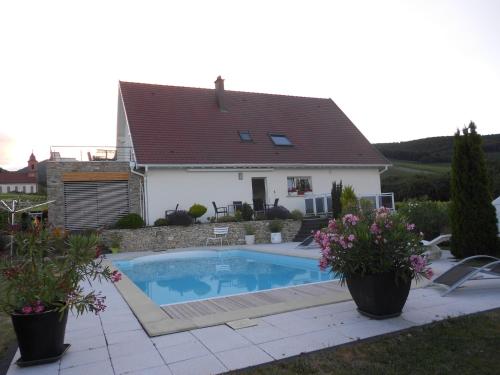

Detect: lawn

[384,160,451,177]
[234,309,500,374]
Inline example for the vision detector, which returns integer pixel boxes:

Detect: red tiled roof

[119,81,389,166]
[0,172,36,184]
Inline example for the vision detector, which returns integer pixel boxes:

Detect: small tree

[331,181,343,219]
[341,185,357,214]
[449,122,499,258]
[188,203,207,223]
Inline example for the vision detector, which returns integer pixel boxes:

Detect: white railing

[304,192,395,216]
[49,146,135,162]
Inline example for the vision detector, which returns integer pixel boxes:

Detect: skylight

[270,134,293,146]
[239,131,252,142]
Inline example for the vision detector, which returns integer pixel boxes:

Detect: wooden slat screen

[64,181,129,230]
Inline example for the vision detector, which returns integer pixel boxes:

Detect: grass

[384,160,451,177]
[234,309,500,375]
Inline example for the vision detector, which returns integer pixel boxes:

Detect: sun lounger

[432,255,500,296]
[296,235,317,248]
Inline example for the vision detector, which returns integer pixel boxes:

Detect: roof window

[239,131,253,142]
[270,134,293,146]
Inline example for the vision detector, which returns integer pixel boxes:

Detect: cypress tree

[331,180,343,219]
[450,122,499,258]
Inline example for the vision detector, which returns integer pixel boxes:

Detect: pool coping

[106,244,430,337]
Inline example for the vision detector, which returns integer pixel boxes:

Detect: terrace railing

[49,146,135,163]
[304,192,395,216]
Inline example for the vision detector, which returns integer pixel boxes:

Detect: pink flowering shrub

[315,207,433,284]
[0,229,121,316]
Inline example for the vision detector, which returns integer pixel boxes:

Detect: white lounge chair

[206,227,229,246]
[421,234,451,260]
[432,255,500,296]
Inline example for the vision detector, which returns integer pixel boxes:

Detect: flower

[21,305,33,314]
[111,270,122,283]
[0,229,121,317]
[315,210,432,284]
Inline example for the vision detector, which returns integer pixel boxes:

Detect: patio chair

[165,203,179,217]
[206,227,230,246]
[212,201,228,219]
[432,255,500,296]
[265,198,279,211]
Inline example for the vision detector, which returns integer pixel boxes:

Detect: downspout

[130,167,148,224]
[379,165,389,175]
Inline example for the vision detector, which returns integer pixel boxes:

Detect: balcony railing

[304,192,395,216]
[49,146,135,162]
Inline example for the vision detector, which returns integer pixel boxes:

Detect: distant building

[0,153,38,194]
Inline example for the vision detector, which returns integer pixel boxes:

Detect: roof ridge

[119,80,332,101]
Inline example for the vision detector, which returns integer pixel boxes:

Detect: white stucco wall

[0,183,37,194]
[144,167,381,224]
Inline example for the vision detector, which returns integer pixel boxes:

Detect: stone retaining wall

[102,220,301,252]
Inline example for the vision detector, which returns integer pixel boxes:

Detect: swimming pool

[114,249,335,306]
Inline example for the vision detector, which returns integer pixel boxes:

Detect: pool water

[114,250,335,306]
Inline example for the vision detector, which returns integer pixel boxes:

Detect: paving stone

[191,325,252,353]
[168,354,227,375]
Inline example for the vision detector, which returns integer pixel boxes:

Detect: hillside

[375,133,500,201]
[375,133,500,163]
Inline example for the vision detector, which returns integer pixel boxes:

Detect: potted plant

[269,220,283,244]
[0,228,121,366]
[314,208,433,319]
[244,224,256,245]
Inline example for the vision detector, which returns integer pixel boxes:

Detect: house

[0,153,38,194]
[116,77,390,225]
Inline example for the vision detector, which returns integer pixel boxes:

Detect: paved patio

[6,249,500,375]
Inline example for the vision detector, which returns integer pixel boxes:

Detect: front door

[251,178,267,211]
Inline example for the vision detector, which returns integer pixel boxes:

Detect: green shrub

[241,203,254,221]
[290,209,304,221]
[234,211,243,222]
[166,210,193,226]
[188,203,207,222]
[397,199,450,240]
[266,206,291,220]
[269,219,283,233]
[244,223,256,235]
[154,218,168,226]
[217,215,237,223]
[115,213,145,229]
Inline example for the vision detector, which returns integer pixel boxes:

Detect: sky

[1,0,499,170]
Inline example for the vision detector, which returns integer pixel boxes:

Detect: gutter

[136,163,392,170]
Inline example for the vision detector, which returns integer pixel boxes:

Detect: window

[270,134,292,146]
[23,186,26,193]
[30,186,34,193]
[287,177,312,195]
[0,186,2,193]
[239,131,252,142]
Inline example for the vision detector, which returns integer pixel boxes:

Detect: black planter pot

[346,271,411,319]
[11,308,69,366]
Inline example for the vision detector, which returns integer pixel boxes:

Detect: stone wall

[46,161,141,228]
[101,220,301,252]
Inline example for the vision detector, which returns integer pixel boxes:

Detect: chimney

[214,76,227,112]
